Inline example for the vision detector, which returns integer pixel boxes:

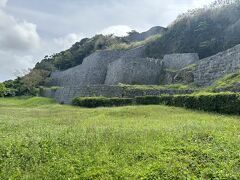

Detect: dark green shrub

[135,96,161,105]
[158,93,240,115]
[72,93,240,114]
[108,98,133,106]
[72,97,133,108]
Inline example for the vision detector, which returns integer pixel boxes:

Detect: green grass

[200,72,240,92]
[213,72,240,90]
[0,97,240,179]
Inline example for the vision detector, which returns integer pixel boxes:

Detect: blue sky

[0,0,214,81]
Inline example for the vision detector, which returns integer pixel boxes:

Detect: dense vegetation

[156,93,240,115]
[0,97,240,179]
[146,0,240,59]
[3,69,50,96]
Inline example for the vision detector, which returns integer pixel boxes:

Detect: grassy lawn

[0,97,240,179]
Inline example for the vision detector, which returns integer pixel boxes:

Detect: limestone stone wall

[105,57,163,85]
[50,50,125,87]
[194,44,240,86]
[53,85,194,104]
[54,86,123,104]
[163,53,199,70]
[50,46,146,87]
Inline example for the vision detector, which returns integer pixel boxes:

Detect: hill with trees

[145,0,240,59]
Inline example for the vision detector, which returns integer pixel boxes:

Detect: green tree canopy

[0,83,7,97]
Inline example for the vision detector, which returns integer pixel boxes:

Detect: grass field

[0,97,240,179]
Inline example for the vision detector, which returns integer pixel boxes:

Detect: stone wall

[194,44,240,86]
[45,43,240,103]
[39,88,57,99]
[163,53,199,70]
[50,50,125,87]
[105,57,163,85]
[50,46,147,87]
[52,85,194,104]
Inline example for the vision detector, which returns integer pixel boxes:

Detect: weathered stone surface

[163,53,199,70]
[105,57,163,85]
[50,46,146,87]
[162,70,176,85]
[194,44,240,86]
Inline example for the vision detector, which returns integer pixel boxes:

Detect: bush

[158,93,240,115]
[72,93,240,114]
[135,96,161,105]
[72,97,133,108]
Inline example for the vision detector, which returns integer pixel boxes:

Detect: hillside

[146,0,240,59]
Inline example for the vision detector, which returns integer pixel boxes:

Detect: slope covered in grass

[0,98,240,179]
[0,97,55,107]
[211,72,240,92]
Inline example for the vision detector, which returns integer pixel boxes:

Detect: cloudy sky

[0,0,215,82]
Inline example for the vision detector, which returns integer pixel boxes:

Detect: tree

[0,83,7,97]
[21,69,50,95]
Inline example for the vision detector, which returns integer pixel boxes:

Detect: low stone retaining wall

[41,85,194,104]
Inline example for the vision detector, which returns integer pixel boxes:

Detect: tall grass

[0,97,240,179]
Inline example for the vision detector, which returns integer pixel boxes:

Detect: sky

[0,0,215,82]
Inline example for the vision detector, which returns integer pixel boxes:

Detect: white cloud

[101,25,133,37]
[0,10,40,52]
[0,2,41,81]
[0,50,35,81]
[192,0,214,8]
[53,33,84,50]
[0,0,7,8]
